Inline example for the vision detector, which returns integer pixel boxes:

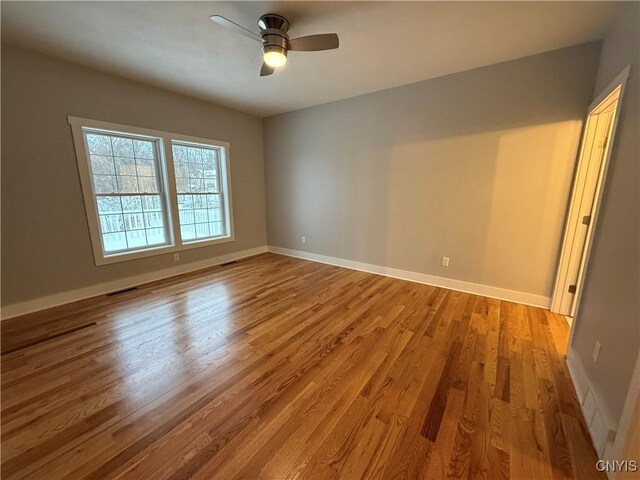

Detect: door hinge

[582,215,592,226]
[598,136,609,148]
[568,284,577,294]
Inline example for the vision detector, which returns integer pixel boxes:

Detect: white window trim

[68,116,235,266]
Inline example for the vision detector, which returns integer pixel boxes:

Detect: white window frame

[69,116,235,265]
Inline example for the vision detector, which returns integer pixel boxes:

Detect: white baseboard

[566,348,618,459]
[566,349,590,404]
[0,246,267,320]
[565,315,574,328]
[1,244,551,318]
[603,352,640,476]
[267,246,551,308]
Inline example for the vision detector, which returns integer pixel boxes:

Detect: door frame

[551,65,630,329]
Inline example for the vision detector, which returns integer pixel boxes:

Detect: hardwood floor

[1,253,603,479]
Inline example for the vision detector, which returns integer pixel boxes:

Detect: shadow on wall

[264,42,601,297]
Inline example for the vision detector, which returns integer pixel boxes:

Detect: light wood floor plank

[1,253,604,479]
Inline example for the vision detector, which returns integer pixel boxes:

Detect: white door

[551,85,622,317]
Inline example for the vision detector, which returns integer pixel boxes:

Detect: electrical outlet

[593,340,601,362]
[441,256,450,267]
[173,253,180,262]
[301,236,306,244]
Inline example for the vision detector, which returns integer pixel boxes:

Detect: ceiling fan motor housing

[209,12,339,76]
[259,14,290,58]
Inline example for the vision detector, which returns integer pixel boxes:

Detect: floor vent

[107,286,138,296]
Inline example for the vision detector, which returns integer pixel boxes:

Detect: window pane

[126,230,147,248]
[180,224,196,241]
[84,129,170,255]
[123,213,144,230]
[173,145,188,163]
[174,163,189,178]
[171,142,226,243]
[189,178,205,193]
[97,196,122,214]
[179,209,194,224]
[134,140,154,159]
[100,214,124,233]
[202,149,215,163]
[138,176,158,193]
[194,209,208,224]
[121,195,142,212]
[208,209,222,222]
[136,159,156,177]
[91,155,115,175]
[93,175,117,194]
[176,177,190,193]
[146,228,165,246]
[118,175,139,194]
[142,195,161,212]
[112,137,134,157]
[191,195,204,209]
[189,164,204,179]
[187,148,202,163]
[114,157,136,176]
[209,222,223,236]
[103,232,127,252]
[178,194,193,210]
[206,194,220,209]
[87,134,112,155]
[144,212,164,228]
[195,223,210,239]
[204,178,218,193]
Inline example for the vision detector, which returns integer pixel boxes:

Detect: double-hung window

[69,117,233,265]
[172,142,227,243]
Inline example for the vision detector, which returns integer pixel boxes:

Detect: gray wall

[264,43,601,298]
[570,2,640,425]
[1,45,267,305]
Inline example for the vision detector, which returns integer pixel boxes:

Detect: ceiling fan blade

[260,62,275,77]
[209,15,261,42]
[288,33,339,51]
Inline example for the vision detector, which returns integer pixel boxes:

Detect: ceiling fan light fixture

[210,13,338,76]
[263,47,287,68]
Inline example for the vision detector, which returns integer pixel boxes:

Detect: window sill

[95,235,235,266]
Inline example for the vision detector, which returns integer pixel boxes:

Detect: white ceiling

[1,1,620,117]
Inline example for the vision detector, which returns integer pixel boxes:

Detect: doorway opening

[551,66,629,328]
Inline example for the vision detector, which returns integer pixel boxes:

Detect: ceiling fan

[210,13,339,77]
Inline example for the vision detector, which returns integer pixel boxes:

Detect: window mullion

[219,147,233,240]
[161,137,183,247]
[216,152,227,239]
